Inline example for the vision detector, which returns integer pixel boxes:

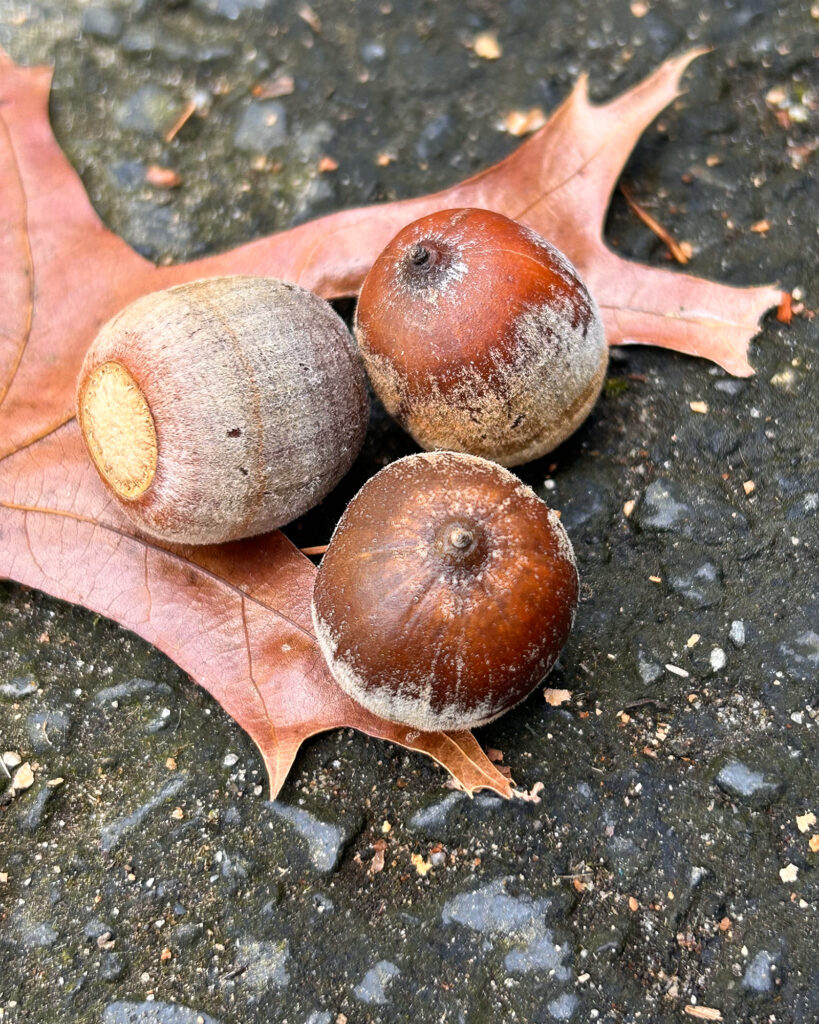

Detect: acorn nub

[408,243,430,266]
[437,519,483,567]
[449,526,473,550]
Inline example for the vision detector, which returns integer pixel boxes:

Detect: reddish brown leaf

[0,49,782,798]
[0,53,158,461]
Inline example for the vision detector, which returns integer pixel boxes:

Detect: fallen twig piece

[621,183,691,264]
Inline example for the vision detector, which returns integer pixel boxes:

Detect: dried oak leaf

[0,49,781,798]
[0,424,508,798]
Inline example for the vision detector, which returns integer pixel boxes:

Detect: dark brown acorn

[311,451,578,732]
[354,207,607,467]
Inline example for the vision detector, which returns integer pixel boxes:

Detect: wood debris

[514,780,544,804]
[766,85,788,107]
[689,400,709,414]
[628,896,639,911]
[621,183,690,264]
[623,499,635,517]
[779,862,799,883]
[300,544,329,556]
[472,32,501,60]
[146,165,181,189]
[684,1006,723,1021]
[750,219,771,233]
[411,852,432,876]
[317,156,339,173]
[809,834,819,853]
[2,751,21,770]
[502,108,547,137]
[544,688,572,707]
[786,138,819,171]
[164,100,197,144]
[776,291,793,323]
[665,664,690,678]
[743,480,755,495]
[369,839,387,875]
[797,811,817,833]
[252,75,295,100]
[298,4,321,32]
[10,761,34,793]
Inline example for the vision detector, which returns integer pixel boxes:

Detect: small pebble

[234,101,288,152]
[716,760,783,807]
[81,6,124,40]
[742,949,780,992]
[0,677,38,700]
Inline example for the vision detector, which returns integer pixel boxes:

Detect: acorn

[311,451,578,732]
[77,276,369,545]
[354,207,607,467]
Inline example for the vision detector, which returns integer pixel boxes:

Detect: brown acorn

[354,207,608,467]
[311,451,578,732]
[77,276,369,545]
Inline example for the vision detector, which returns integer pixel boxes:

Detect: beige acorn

[77,276,369,545]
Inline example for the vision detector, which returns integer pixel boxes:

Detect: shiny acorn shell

[355,207,608,467]
[311,451,579,732]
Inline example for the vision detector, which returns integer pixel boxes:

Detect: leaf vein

[0,498,317,643]
[240,593,278,750]
[0,103,35,412]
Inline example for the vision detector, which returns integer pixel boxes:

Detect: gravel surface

[0,1,816,1022]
